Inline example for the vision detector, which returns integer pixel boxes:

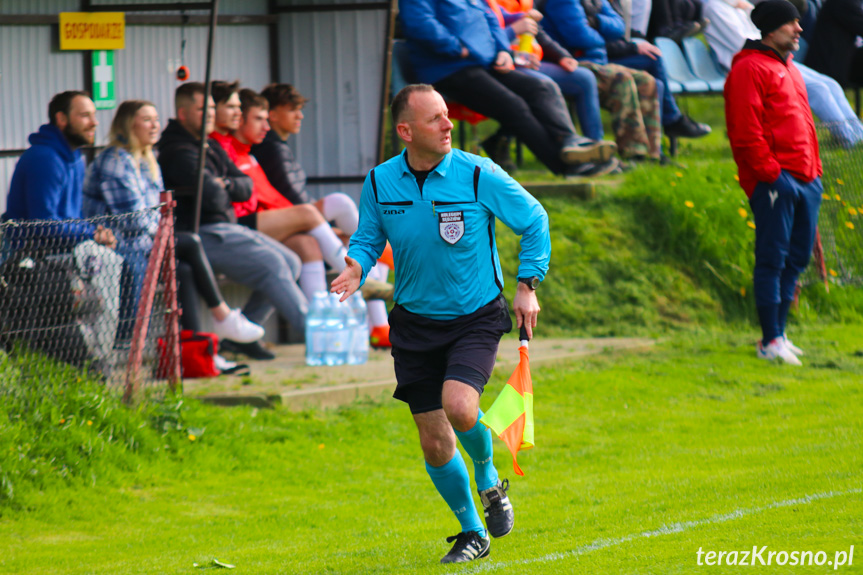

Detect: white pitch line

[459,488,863,573]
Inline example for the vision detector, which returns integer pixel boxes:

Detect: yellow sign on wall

[59,12,125,51]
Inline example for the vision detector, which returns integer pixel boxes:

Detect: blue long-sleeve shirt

[399,0,513,84]
[348,149,550,320]
[542,0,626,64]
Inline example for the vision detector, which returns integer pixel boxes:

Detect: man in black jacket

[158,82,308,359]
[805,0,863,87]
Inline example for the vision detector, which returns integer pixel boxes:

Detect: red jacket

[724,40,821,198]
[229,134,293,218]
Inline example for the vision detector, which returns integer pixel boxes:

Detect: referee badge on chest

[439,210,464,245]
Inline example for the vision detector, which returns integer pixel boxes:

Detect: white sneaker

[782,334,804,356]
[212,309,265,343]
[213,354,237,372]
[757,338,802,365]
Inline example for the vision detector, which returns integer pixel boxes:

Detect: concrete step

[186,336,655,410]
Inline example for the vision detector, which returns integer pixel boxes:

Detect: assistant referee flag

[480,328,534,476]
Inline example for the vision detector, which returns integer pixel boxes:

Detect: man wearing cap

[724,0,823,365]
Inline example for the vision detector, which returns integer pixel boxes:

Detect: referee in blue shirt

[332,84,550,564]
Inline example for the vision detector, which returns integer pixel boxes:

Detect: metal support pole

[192,0,220,234]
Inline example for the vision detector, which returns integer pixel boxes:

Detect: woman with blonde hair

[84,100,264,348]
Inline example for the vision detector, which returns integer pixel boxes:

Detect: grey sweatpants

[198,222,307,332]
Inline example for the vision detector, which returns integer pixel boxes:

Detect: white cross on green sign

[92,50,115,110]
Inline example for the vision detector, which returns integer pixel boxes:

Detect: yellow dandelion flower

[318,444,326,450]
[837,178,845,185]
[675,171,683,178]
[835,194,841,201]
[733,174,739,181]
[87,420,93,426]
[684,200,694,208]
[747,221,756,229]
[822,193,830,200]
[842,201,847,206]
[849,208,858,216]
[829,269,838,277]
[188,434,196,441]
[846,222,855,230]
[59,419,66,425]
[671,182,678,187]
[740,287,746,297]
[738,208,748,218]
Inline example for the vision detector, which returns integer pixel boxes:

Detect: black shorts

[237,212,258,230]
[389,294,512,414]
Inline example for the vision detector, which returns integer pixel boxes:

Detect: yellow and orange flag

[480,327,534,476]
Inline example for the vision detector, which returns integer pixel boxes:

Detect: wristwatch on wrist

[517,276,540,290]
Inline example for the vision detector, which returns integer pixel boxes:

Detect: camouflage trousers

[580,61,662,159]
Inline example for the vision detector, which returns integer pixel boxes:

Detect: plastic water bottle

[324,292,350,366]
[347,293,369,365]
[305,292,328,366]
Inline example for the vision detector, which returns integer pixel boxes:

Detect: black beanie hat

[751,0,801,37]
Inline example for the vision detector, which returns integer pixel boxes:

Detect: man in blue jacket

[3,91,116,251]
[399,0,617,176]
[542,0,711,138]
[332,84,550,563]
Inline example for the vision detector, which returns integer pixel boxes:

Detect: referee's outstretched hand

[331,255,364,302]
[513,282,540,340]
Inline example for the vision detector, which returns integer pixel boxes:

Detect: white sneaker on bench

[212,309,265,343]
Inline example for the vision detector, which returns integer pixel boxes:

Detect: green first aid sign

[92,50,116,110]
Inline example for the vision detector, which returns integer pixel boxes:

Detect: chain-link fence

[806,120,863,287]
[0,195,180,400]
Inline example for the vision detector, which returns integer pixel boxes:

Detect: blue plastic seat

[682,37,726,92]
[654,37,710,93]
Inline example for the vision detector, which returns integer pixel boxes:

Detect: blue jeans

[612,53,682,126]
[797,63,863,148]
[535,63,604,141]
[750,171,823,308]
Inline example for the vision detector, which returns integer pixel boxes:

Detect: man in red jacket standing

[724,0,823,365]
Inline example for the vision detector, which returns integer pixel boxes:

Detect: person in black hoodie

[805,0,863,87]
[158,82,308,360]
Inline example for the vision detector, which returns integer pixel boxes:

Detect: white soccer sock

[298,260,326,301]
[321,192,359,235]
[367,300,388,327]
[308,222,347,272]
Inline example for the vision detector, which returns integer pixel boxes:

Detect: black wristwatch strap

[518,276,539,290]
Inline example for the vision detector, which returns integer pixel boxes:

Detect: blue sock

[454,409,499,492]
[426,452,486,537]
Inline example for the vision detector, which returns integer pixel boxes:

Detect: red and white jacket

[724,40,821,198]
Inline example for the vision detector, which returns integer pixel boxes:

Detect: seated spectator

[648,0,708,42]
[484,0,611,169]
[398,0,619,177]
[703,0,863,147]
[253,83,393,347]
[805,0,863,88]
[3,91,116,253]
[158,82,308,361]
[542,0,712,139]
[1,90,122,370]
[496,0,662,160]
[224,88,347,301]
[82,99,265,352]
